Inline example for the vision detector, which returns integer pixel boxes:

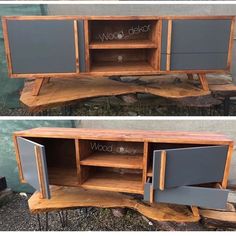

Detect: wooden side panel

[84,20,90,72]
[222,143,234,188]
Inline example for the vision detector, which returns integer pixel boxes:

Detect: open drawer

[144,145,229,209]
[144,183,229,209]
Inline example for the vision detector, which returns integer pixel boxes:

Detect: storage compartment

[79,139,144,169]
[81,166,143,194]
[78,139,144,194]
[89,20,158,45]
[27,137,78,186]
[90,48,158,72]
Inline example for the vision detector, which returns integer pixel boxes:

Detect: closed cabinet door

[5,19,79,75]
[17,137,50,199]
[144,145,229,209]
[170,19,232,70]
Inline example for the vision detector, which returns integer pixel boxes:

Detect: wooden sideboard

[2,15,235,95]
[13,128,234,210]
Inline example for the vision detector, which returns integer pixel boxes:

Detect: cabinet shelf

[91,61,156,73]
[82,170,143,194]
[80,152,143,169]
[89,40,157,49]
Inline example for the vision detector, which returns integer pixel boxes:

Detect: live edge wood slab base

[28,185,200,223]
[20,74,236,113]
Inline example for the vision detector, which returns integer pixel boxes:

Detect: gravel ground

[0,192,218,231]
[0,95,235,116]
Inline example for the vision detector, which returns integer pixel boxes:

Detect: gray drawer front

[170,53,228,70]
[153,145,228,190]
[7,20,76,74]
[171,19,231,54]
[78,20,86,72]
[144,184,228,209]
[160,54,167,71]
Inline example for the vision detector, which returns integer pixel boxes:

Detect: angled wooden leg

[197,73,209,91]
[32,78,45,96]
[190,206,200,217]
[187,73,194,80]
[44,77,51,84]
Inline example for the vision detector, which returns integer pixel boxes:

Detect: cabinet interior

[87,19,159,72]
[78,139,144,193]
[27,137,78,186]
[23,137,226,194]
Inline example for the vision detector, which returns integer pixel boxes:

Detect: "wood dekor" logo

[97,24,151,42]
[90,142,113,152]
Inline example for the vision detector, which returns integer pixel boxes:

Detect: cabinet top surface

[3,15,235,21]
[14,127,233,145]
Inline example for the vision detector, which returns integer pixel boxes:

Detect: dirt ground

[0,192,232,231]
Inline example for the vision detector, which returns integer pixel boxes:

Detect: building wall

[77,120,236,186]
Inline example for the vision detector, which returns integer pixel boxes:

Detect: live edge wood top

[13,128,233,145]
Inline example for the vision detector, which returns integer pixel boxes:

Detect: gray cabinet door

[17,137,50,199]
[171,19,231,54]
[7,20,77,74]
[144,183,228,209]
[152,145,228,190]
[170,19,231,70]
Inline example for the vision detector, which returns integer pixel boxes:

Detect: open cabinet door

[152,145,228,189]
[17,137,50,199]
[144,145,229,209]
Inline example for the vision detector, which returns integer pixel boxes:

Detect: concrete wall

[77,120,236,186]
[0,120,73,192]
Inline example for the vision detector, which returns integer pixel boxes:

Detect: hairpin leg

[36,212,49,231]
[58,210,68,228]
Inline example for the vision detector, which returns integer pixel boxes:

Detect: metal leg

[224,97,230,116]
[36,213,49,231]
[45,212,49,231]
[58,210,68,228]
[37,214,42,231]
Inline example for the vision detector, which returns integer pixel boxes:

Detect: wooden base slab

[28,185,200,222]
[20,74,235,112]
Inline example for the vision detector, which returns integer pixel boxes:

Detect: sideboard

[2,15,235,95]
[13,128,234,210]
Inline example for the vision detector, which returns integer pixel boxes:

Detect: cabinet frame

[2,15,235,78]
[13,128,234,201]
[3,15,235,96]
